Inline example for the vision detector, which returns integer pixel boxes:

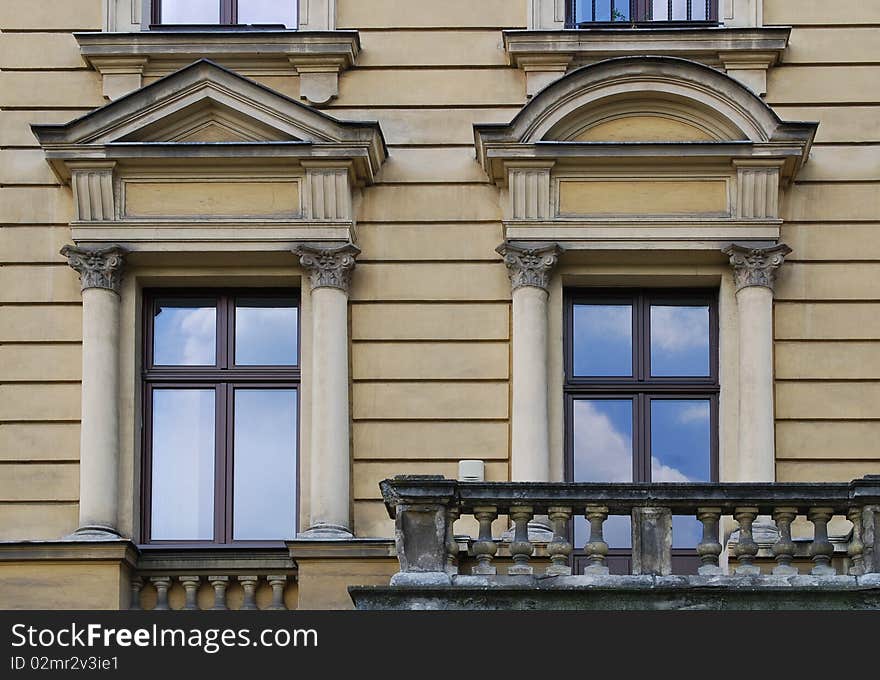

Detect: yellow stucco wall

[0,0,878,607]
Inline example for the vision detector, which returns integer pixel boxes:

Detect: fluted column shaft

[295,243,359,538]
[62,245,126,537]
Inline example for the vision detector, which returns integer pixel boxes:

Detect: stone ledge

[288,538,396,560]
[504,27,791,96]
[350,574,880,610]
[75,30,360,104]
[0,539,138,566]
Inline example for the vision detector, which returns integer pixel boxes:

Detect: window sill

[504,26,791,97]
[74,29,361,104]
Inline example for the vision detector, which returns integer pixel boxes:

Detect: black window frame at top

[565,1,720,28]
[141,288,301,548]
[151,0,298,28]
[563,287,720,485]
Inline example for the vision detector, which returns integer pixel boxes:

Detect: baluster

[546,506,572,576]
[150,576,171,611]
[208,576,229,610]
[445,507,460,576]
[808,507,836,576]
[238,576,259,610]
[472,506,498,575]
[847,507,865,576]
[771,507,798,576]
[583,505,610,576]
[508,505,534,575]
[266,575,288,610]
[179,576,200,611]
[129,576,143,611]
[696,507,723,576]
[733,507,760,575]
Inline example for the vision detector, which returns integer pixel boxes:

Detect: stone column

[497,242,562,487]
[294,243,360,538]
[61,245,127,538]
[723,243,791,482]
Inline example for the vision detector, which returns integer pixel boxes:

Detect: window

[567,1,719,26]
[152,1,298,28]
[142,290,300,545]
[564,289,718,573]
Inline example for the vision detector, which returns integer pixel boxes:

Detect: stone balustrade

[130,572,295,611]
[378,475,880,584]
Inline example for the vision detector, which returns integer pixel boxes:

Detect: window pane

[151,389,215,540]
[573,399,633,548]
[573,304,633,376]
[233,389,297,540]
[650,305,710,376]
[153,299,216,366]
[161,0,220,23]
[651,399,712,547]
[238,0,297,26]
[235,298,298,366]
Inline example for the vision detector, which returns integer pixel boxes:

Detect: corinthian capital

[723,243,792,293]
[294,242,361,294]
[496,241,563,293]
[60,244,127,294]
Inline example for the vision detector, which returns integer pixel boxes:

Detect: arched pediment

[475,56,817,183]
[473,56,819,253]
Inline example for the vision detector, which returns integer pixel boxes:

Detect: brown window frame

[141,288,301,548]
[563,288,720,573]
[566,0,719,28]
[151,0,298,27]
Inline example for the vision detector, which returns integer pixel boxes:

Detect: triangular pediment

[33,59,386,181]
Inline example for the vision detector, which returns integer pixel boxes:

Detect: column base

[63,526,123,541]
[297,524,355,540]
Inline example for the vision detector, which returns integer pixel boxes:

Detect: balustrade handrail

[380,475,880,583]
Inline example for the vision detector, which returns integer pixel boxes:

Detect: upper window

[152,0,298,28]
[564,289,719,571]
[567,1,719,26]
[143,290,300,545]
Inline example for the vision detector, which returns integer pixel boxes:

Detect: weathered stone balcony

[349,476,880,610]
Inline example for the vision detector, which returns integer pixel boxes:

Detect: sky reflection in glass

[233,389,297,540]
[161,0,220,23]
[573,304,632,376]
[573,399,633,547]
[151,389,215,540]
[238,0,297,26]
[153,300,216,366]
[650,305,710,376]
[235,299,298,366]
[651,399,712,546]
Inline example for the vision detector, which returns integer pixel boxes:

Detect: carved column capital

[496,241,563,293]
[723,243,792,293]
[293,242,361,294]
[60,244,127,294]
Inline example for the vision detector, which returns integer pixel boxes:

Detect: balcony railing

[352,476,880,609]
[568,1,719,27]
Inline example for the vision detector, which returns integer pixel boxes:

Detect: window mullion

[215,383,229,544]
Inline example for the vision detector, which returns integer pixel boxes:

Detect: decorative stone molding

[295,243,360,293]
[503,27,789,98]
[496,242,562,292]
[61,244,128,294]
[507,162,554,220]
[302,162,353,220]
[735,161,783,219]
[75,30,359,104]
[723,243,791,292]
[70,162,117,222]
[528,0,565,30]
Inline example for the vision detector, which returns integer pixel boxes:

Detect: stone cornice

[504,27,790,96]
[723,243,792,292]
[496,241,563,293]
[75,30,360,105]
[61,244,128,294]
[294,242,360,293]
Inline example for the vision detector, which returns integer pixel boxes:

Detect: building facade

[0,0,878,609]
